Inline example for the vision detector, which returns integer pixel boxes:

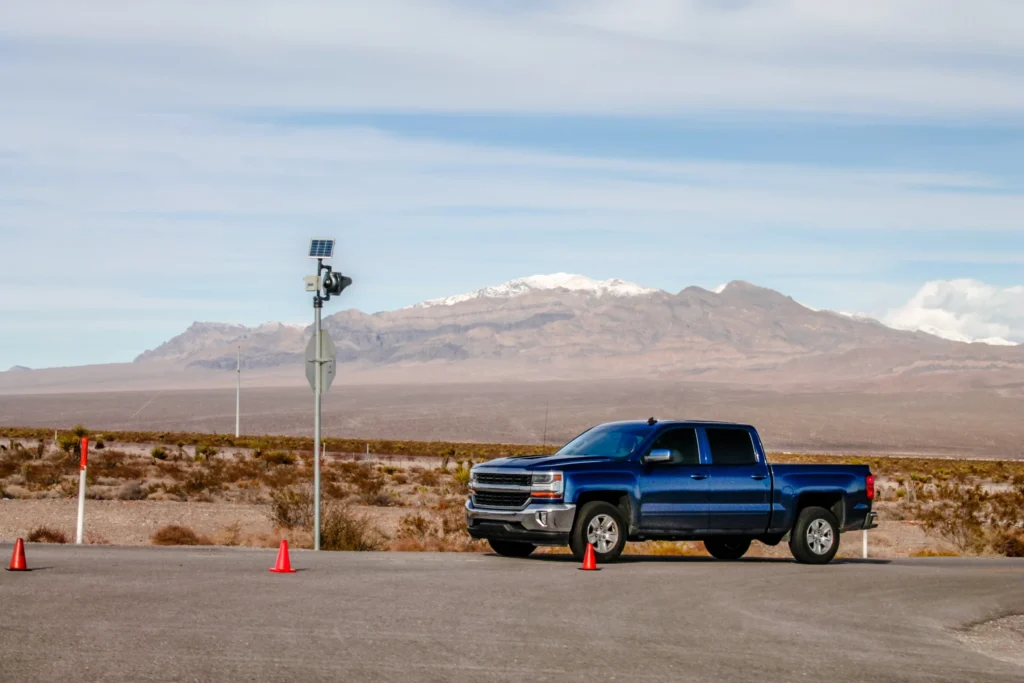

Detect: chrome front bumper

[465,500,577,534]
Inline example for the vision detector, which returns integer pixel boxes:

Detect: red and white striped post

[76,437,88,544]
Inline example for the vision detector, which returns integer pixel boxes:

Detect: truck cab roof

[603,419,757,431]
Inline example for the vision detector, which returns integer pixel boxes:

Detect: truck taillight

[866,474,875,501]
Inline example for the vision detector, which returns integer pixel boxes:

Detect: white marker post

[862,529,868,559]
[76,436,88,544]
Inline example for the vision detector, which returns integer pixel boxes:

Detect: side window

[648,428,700,465]
[706,428,757,466]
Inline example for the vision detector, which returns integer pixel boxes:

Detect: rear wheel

[703,537,752,560]
[570,501,627,563]
[488,540,536,558]
[789,506,840,564]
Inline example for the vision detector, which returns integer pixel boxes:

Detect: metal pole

[76,437,88,544]
[235,346,241,439]
[313,295,323,551]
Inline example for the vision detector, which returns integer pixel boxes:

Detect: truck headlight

[531,471,563,499]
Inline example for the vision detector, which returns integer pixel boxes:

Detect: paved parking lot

[2,544,1023,682]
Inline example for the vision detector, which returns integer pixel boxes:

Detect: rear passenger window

[648,428,700,465]
[706,428,757,466]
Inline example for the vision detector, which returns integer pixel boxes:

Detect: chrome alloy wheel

[806,518,834,555]
[586,514,619,553]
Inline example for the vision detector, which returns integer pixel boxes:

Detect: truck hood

[478,454,619,471]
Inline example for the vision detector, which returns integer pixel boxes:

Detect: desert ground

[2,432,1022,559]
[1,379,1023,458]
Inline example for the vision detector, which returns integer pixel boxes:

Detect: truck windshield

[556,424,649,459]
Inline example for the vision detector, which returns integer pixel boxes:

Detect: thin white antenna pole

[542,401,549,447]
[235,346,241,438]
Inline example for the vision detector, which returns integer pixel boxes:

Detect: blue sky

[1,0,1023,368]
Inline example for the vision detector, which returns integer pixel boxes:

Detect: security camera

[323,272,352,297]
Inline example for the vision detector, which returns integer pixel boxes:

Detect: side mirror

[645,449,673,464]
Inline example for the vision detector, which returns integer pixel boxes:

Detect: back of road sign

[305,331,337,392]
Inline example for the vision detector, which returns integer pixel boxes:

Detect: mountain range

[128,274,1024,389]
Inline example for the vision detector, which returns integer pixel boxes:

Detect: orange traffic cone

[269,539,297,573]
[579,542,599,571]
[7,538,28,571]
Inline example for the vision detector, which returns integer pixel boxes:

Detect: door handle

[690,474,708,480]
[751,474,768,480]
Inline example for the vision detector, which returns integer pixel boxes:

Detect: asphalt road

[2,544,1023,683]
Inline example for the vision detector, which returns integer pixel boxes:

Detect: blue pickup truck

[466,419,877,564]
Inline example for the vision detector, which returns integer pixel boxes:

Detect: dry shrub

[86,532,111,545]
[89,451,145,481]
[367,491,397,507]
[323,480,350,501]
[22,463,63,488]
[452,463,472,494]
[911,549,960,557]
[28,525,69,543]
[263,451,295,466]
[993,531,1024,558]
[914,484,1024,555]
[269,485,314,530]
[415,468,440,487]
[321,503,385,551]
[183,469,221,496]
[151,525,212,546]
[117,481,146,501]
[392,509,477,552]
[261,465,301,490]
[351,472,393,505]
[398,512,436,541]
[0,448,33,478]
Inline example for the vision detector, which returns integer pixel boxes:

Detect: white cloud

[1,1,1023,116]
[884,279,1024,345]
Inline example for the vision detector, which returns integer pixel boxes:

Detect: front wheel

[789,506,840,564]
[704,537,752,560]
[488,540,536,558]
[570,501,627,563]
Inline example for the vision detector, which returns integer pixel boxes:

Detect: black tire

[488,539,536,558]
[789,506,840,565]
[703,537,752,560]
[570,501,627,563]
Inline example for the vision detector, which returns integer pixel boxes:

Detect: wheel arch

[574,489,633,531]
[793,491,846,530]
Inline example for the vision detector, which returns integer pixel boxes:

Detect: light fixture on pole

[305,238,352,551]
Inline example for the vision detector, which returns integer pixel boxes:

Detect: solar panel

[308,239,335,259]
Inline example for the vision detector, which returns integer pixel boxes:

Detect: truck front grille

[475,472,532,487]
[473,491,531,509]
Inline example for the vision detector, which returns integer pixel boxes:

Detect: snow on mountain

[409,273,660,309]
[256,322,307,332]
[906,326,1016,347]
